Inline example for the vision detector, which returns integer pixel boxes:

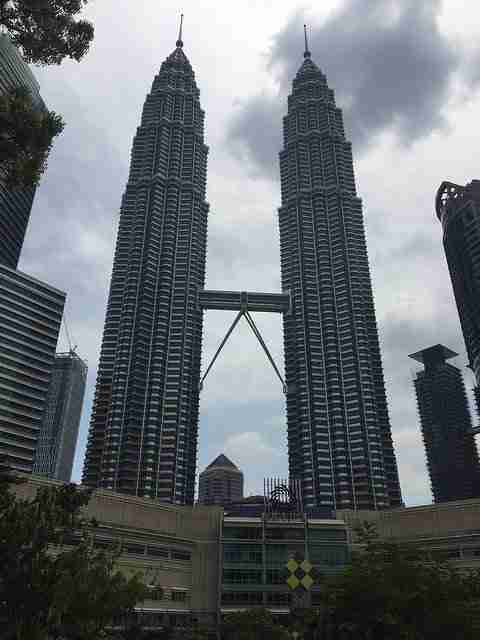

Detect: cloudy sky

[19,0,480,505]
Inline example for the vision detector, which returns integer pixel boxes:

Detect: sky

[18,0,480,506]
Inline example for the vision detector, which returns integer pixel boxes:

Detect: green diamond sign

[284,553,317,592]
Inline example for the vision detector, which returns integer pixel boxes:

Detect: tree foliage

[0,86,64,188]
[325,521,480,639]
[0,0,94,65]
[0,475,147,640]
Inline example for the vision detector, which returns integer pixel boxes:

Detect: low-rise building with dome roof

[198,454,244,506]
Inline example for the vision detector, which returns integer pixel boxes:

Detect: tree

[0,476,147,640]
[325,522,480,640]
[0,86,64,188]
[0,1,94,188]
[0,0,94,65]
[221,608,289,640]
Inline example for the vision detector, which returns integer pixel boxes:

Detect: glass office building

[0,264,65,473]
[34,350,88,481]
[410,344,480,502]
[220,497,349,614]
[0,34,43,270]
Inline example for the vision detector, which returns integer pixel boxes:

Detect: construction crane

[62,311,77,354]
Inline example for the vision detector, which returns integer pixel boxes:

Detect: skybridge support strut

[199,308,286,394]
[199,310,243,392]
[243,310,286,393]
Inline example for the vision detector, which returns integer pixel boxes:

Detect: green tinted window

[224,543,262,564]
[223,568,262,584]
[265,527,304,540]
[265,544,304,566]
[308,528,347,541]
[223,526,262,540]
[309,544,349,565]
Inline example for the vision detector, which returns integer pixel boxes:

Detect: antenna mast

[304,23,311,58]
[176,13,184,47]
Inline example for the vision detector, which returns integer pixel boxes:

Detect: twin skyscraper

[82,28,403,510]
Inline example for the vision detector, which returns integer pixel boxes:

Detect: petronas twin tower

[82,28,403,510]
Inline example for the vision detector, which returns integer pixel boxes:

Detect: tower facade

[0,264,65,473]
[34,350,87,481]
[436,181,480,387]
[409,344,480,503]
[198,454,244,506]
[0,34,43,269]
[82,35,209,504]
[279,47,402,510]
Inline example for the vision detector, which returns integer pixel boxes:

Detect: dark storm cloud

[227,0,476,177]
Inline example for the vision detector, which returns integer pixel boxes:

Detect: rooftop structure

[409,344,459,368]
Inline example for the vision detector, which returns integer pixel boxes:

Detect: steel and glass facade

[33,350,87,481]
[410,344,480,503]
[221,510,348,614]
[0,264,65,472]
[0,34,43,269]
[83,37,209,503]
[279,50,402,510]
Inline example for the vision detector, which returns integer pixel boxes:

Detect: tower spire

[303,23,311,58]
[176,13,184,48]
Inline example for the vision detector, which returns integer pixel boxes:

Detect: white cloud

[223,431,287,496]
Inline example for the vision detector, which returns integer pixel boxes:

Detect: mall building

[14,476,480,632]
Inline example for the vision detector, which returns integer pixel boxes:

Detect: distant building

[0,34,43,269]
[33,350,87,481]
[198,454,243,506]
[436,180,480,424]
[409,344,480,503]
[0,264,65,473]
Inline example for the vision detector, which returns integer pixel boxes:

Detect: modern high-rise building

[409,344,480,503]
[82,31,209,503]
[198,454,244,506]
[33,350,87,481]
[0,264,65,473]
[279,41,402,510]
[435,180,480,388]
[0,34,43,269]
